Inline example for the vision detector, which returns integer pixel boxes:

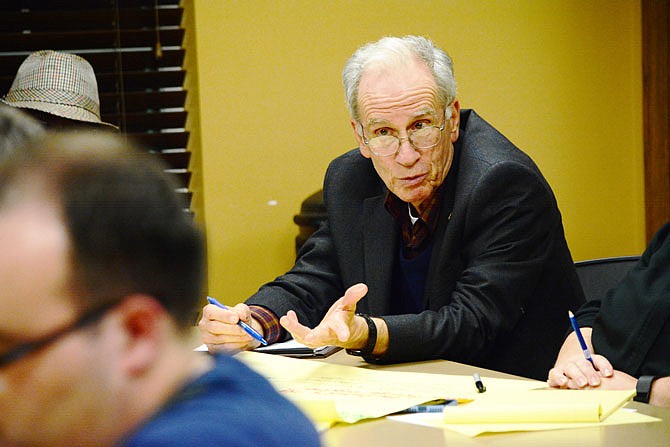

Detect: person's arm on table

[199,220,345,352]
[199,283,391,356]
[549,335,670,407]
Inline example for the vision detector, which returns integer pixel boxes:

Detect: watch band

[634,375,659,403]
[346,313,377,357]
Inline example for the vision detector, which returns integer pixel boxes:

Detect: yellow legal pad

[442,388,635,423]
[390,387,662,437]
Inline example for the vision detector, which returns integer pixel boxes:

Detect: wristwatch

[345,313,377,357]
[634,375,659,403]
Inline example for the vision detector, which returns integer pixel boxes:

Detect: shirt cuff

[249,305,282,344]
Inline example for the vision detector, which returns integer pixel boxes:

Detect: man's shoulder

[329,147,371,170]
[648,221,670,254]
[460,109,535,166]
[325,148,383,198]
[121,354,321,446]
[457,109,545,185]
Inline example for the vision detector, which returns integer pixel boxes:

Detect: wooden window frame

[642,0,670,240]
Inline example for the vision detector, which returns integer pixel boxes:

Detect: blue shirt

[120,354,321,446]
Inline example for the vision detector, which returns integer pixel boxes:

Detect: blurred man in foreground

[0,131,320,447]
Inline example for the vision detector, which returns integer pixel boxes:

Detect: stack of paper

[235,350,477,424]
[234,351,661,436]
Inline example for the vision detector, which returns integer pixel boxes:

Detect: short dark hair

[0,131,204,331]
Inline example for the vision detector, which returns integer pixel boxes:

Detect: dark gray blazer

[247,109,585,380]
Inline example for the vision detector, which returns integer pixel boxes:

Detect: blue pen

[568,310,594,366]
[207,296,268,346]
[398,399,458,413]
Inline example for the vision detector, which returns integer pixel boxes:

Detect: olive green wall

[187,0,644,303]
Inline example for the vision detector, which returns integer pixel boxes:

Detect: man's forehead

[357,60,440,122]
[0,200,72,334]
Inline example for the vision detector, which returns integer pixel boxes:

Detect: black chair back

[575,256,640,301]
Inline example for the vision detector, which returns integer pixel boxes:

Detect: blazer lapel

[424,206,458,309]
[424,132,464,309]
[362,195,397,316]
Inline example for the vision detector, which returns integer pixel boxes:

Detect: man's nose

[395,136,420,164]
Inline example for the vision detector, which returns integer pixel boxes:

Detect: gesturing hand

[280,283,369,349]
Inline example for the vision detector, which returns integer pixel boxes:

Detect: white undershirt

[408,203,419,225]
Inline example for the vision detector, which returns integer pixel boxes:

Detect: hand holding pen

[568,310,594,367]
[547,311,614,389]
[207,296,268,346]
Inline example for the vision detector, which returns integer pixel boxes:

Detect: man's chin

[396,188,430,206]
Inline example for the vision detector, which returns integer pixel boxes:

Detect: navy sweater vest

[391,242,434,315]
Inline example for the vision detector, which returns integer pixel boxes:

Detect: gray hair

[342,35,457,121]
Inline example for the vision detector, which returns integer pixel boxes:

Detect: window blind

[0,0,191,208]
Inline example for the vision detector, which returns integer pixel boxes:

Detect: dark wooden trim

[642,0,670,241]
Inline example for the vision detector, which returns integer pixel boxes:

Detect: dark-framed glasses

[0,301,117,369]
[359,109,448,157]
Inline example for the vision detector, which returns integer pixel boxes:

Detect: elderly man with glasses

[200,35,584,381]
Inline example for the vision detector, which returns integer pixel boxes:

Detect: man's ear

[449,100,461,143]
[351,120,371,159]
[114,294,166,376]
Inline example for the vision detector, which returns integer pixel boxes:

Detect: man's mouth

[399,173,427,186]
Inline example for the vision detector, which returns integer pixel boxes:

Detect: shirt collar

[384,181,447,230]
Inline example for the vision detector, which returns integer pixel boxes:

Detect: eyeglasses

[359,109,448,157]
[0,301,117,369]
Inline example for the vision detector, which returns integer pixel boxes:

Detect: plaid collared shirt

[385,182,446,259]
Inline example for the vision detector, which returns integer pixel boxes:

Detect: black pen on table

[568,310,595,367]
[473,372,486,393]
